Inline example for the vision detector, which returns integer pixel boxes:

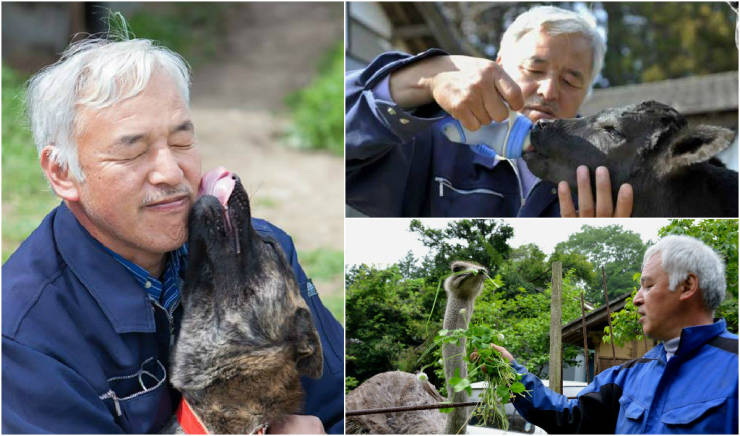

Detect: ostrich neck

[442,295,474,434]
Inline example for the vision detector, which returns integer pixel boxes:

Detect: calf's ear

[656,125,734,177]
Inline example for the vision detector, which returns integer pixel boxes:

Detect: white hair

[643,235,726,311]
[498,5,606,96]
[26,38,191,182]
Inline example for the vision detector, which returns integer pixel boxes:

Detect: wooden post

[602,266,617,366]
[549,262,563,394]
[579,291,590,383]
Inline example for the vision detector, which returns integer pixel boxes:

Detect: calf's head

[523,101,734,190]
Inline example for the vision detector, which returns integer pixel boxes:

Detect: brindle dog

[170,170,323,433]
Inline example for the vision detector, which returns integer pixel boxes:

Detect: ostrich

[346,261,488,434]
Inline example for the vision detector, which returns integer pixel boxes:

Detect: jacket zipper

[435,177,504,198]
[149,297,179,347]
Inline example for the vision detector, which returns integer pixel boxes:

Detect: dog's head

[523,101,734,188]
[180,168,323,387]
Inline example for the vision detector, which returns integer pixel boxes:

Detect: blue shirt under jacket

[512,319,738,434]
[345,49,562,217]
[2,202,344,434]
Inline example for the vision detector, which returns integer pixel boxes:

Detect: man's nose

[537,76,558,100]
[633,288,645,306]
[149,144,184,186]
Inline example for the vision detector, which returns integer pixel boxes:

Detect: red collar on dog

[175,397,269,434]
[176,398,208,434]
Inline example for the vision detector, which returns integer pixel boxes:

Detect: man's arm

[2,336,122,433]
[492,344,622,433]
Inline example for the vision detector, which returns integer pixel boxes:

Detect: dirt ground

[188,3,344,299]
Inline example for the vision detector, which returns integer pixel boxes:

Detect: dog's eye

[603,125,623,139]
[452,264,464,273]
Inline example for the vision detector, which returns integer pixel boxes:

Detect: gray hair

[27,38,191,181]
[498,5,606,96]
[643,235,726,311]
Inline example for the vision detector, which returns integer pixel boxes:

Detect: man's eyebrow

[171,120,194,134]
[115,133,145,146]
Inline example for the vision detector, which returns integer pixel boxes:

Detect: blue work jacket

[2,203,344,434]
[512,319,738,433]
[346,49,562,217]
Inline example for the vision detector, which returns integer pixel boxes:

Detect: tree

[409,219,514,281]
[553,225,647,304]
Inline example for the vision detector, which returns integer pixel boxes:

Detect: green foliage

[2,65,60,262]
[127,4,228,68]
[554,225,647,304]
[410,219,514,281]
[601,2,737,85]
[345,376,359,393]
[602,283,645,346]
[428,325,524,430]
[284,42,343,156]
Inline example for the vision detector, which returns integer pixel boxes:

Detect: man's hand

[268,415,325,434]
[390,55,524,130]
[491,344,515,363]
[558,166,633,217]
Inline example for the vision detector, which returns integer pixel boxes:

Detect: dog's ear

[291,308,324,379]
[654,125,734,178]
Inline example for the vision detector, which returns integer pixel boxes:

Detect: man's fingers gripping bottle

[437,111,533,159]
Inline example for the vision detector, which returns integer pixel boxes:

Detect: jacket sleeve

[2,336,123,433]
[511,361,622,434]
[345,49,449,163]
[253,219,345,434]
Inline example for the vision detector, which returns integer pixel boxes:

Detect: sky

[345,218,672,268]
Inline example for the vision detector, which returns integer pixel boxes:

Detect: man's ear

[655,125,734,178]
[40,145,80,202]
[677,273,700,302]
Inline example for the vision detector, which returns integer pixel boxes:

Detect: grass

[284,42,343,156]
[2,65,60,263]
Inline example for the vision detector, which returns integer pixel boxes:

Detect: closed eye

[603,125,623,139]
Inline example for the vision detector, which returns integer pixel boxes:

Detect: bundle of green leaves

[430,325,526,430]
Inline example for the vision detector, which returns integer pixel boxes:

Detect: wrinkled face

[182,171,323,380]
[633,253,683,341]
[72,70,201,266]
[522,101,685,189]
[499,30,592,122]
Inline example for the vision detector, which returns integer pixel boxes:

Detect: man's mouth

[524,105,556,118]
[144,195,190,211]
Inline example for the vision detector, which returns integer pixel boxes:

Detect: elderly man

[346,5,633,217]
[2,36,344,433]
[494,235,738,433]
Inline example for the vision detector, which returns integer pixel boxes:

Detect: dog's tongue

[199,167,236,208]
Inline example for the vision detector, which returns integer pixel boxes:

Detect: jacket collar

[677,318,727,358]
[53,203,156,334]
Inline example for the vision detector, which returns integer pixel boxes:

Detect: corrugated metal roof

[580,71,738,116]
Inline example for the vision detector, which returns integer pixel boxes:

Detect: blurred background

[2,2,344,321]
[346,1,738,167]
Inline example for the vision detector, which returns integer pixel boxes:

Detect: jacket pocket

[619,395,646,422]
[99,357,172,433]
[432,176,514,217]
[661,397,727,428]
